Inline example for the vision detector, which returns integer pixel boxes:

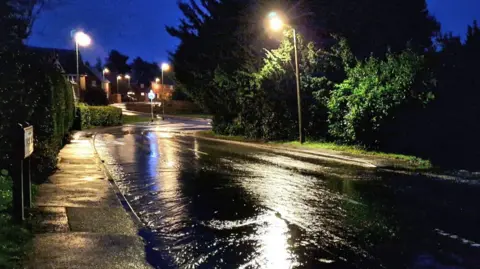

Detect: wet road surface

[94,122,480,269]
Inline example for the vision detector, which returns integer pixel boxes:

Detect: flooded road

[94,123,480,269]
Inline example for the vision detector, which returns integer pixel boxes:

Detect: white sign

[148,90,155,100]
[24,126,34,159]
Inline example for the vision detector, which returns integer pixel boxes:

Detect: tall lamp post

[102,68,109,88]
[74,31,91,101]
[102,68,109,98]
[160,63,170,118]
[125,74,131,88]
[116,75,122,94]
[268,12,304,144]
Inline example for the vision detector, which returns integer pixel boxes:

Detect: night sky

[27,0,480,64]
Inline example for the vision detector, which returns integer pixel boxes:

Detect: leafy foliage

[168,1,478,169]
[1,1,75,183]
[74,104,122,130]
[328,50,433,147]
[0,171,32,269]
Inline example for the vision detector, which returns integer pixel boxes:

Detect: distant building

[27,46,110,101]
[150,82,175,101]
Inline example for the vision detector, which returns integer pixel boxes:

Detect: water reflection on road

[95,125,480,269]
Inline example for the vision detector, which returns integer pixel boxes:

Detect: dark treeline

[168,0,480,169]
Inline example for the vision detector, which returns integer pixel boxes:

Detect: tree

[94,57,103,72]
[105,49,130,74]
[304,0,440,59]
[167,0,255,121]
[130,57,160,85]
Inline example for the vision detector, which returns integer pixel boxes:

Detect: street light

[267,12,304,144]
[116,75,122,94]
[74,31,91,101]
[125,74,131,88]
[160,63,170,118]
[102,68,109,92]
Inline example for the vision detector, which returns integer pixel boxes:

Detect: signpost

[148,90,155,121]
[13,123,34,222]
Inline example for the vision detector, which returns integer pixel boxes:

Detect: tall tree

[130,57,160,85]
[94,57,103,72]
[303,0,440,58]
[105,49,130,74]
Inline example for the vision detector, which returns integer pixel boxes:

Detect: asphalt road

[94,120,480,269]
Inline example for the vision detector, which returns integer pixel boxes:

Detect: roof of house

[27,46,89,75]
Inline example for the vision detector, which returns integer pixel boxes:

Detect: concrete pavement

[26,136,152,269]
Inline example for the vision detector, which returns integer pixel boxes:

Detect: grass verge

[122,115,151,124]
[277,141,432,170]
[196,131,432,170]
[0,169,33,269]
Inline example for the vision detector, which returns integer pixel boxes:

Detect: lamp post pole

[293,28,304,144]
[73,31,91,102]
[75,41,80,101]
[161,69,165,118]
[116,76,121,95]
[267,12,304,144]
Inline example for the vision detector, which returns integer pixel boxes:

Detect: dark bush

[84,87,108,106]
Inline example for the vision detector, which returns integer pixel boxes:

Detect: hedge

[0,169,31,269]
[75,104,122,130]
[0,47,75,184]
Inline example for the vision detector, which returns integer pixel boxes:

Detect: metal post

[23,157,31,209]
[161,69,165,118]
[12,160,24,222]
[151,98,154,121]
[293,28,304,144]
[76,41,80,101]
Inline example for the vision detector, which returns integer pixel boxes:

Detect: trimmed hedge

[0,46,75,183]
[75,104,122,130]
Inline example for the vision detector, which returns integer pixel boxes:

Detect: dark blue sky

[27,0,480,64]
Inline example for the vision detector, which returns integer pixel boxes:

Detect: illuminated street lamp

[74,31,91,100]
[267,12,304,144]
[102,68,109,91]
[160,63,170,118]
[125,74,131,88]
[116,75,122,94]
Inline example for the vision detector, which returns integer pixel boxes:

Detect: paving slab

[28,136,152,269]
[32,207,69,233]
[67,207,137,236]
[35,181,120,208]
[26,233,151,269]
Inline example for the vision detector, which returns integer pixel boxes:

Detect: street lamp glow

[155,78,160,83]
[161,63,170,71]
[117,75,122,80]
[103,68,109,74]
[266,11,304,143]
[74,32,91,47]
[125,74,131,79]
[268,12,284,32]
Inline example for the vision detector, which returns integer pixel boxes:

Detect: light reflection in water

[258,215,296,269]
[146,132,159,181]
